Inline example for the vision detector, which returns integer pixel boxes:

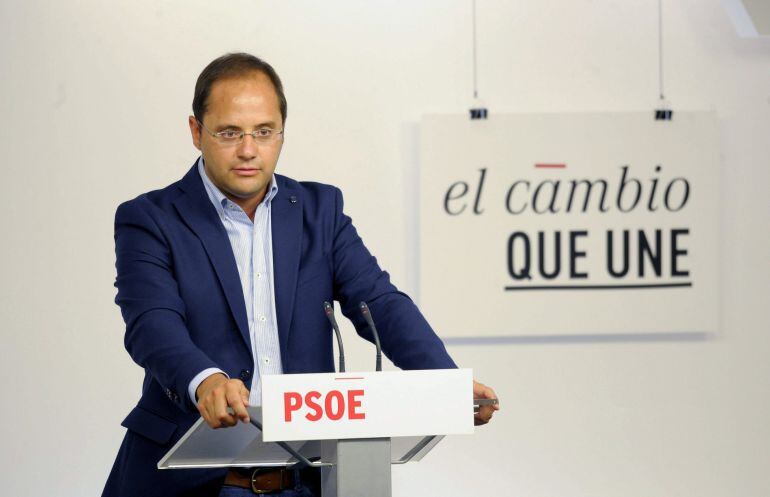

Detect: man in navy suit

[103,53,498,497]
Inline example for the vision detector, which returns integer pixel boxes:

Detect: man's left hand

[473,380,499,426]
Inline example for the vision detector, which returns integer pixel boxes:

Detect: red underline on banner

[535,163,566,168]
[335,377,365,380]
[504,282,693,291]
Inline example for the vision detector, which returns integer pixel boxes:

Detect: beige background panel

[419,112,720,336]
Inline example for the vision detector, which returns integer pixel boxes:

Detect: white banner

[261,369,473,442]
[419,112,720,337]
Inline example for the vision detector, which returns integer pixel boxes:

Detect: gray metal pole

[320,438,392,497]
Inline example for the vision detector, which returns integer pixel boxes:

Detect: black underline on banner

[504,282,693,291]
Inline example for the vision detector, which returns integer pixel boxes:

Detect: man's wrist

[188,368,228,404]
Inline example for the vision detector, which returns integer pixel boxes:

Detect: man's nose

[236,134,259,160]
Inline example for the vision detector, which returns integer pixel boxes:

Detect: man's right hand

[195,373,251,428]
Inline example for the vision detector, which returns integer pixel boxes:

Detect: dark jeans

[218,485,316,497]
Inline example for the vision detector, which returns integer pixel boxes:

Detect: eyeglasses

[197,120,284,145]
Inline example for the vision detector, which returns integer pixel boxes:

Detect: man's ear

[188,116,202,151]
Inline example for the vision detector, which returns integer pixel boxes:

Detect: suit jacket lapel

[271,176,303,361]
[173,165,251,350]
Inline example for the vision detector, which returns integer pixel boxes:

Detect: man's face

[189,72,283,206]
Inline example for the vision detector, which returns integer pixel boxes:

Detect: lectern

[159,369,479,497]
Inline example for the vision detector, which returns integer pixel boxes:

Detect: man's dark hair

[192,52,287,125]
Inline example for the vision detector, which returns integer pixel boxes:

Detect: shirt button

[256,272,262,278]
[259,315,267,322]
[263,357,270,365]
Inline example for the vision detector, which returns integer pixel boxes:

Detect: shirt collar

[196,157,279,217]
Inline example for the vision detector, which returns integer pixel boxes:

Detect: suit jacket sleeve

[114,197,219,412]
[329,187,457,370]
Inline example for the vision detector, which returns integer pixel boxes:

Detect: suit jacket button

[239,369,252,382]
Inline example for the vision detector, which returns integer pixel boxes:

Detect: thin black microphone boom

[323,301,346,373]
[358,302,382,372]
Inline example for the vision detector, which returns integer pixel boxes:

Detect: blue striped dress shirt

[187,157,284,406]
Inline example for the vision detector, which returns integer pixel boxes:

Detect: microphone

[358,302,382,372]
[323,301,346,373]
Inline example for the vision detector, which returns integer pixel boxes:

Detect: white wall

[0,1,768,495]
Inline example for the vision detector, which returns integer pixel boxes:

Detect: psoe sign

[283,389,366,422]
[261,369,473,442]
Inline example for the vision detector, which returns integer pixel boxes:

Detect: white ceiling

[723,0,770,36]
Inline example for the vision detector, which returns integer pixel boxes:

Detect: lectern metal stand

[321,438,391,497]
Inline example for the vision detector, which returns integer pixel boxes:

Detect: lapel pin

[289,195,297,204]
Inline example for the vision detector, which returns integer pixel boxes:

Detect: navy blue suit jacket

[102,164,456,497]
